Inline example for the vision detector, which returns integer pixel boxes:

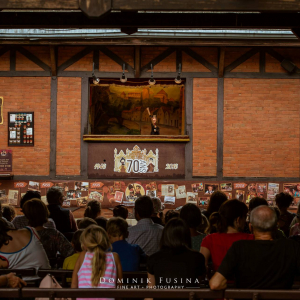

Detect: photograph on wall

[176,185,186,199]
[290,197,300,208]
[283,183,298,197]
[191,183,203,193]
[235,190,245,202]
[62,200,71,207]
[90,84,184,135]
[0,190,7,204]
[114,191,124,203]
[28,181,40,192]
[164,196,175,205]
[0,97,3,125]
[67,190,81,199]
[224,192,232,200]
[186,192,198,204]
[146,182,157,191]
[234,183,247,189]
[89,190,103,202]
[125,183,145,202]
[220,183,232,192]
[204,184,219,195]
[161,184,175,197]
[74,182,89,191]
[267,183,280,200]
[246,192,257,204]
[8,189,18,206]
[248,183,257,194]
[199,197,210,207]
[256,183,267,194]
[146,190,157,198]
[77,197,88,207]
[114,181,122,191]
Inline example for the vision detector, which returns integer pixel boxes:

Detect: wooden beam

[93,50,99,70]
[50,46,57,76]
[217,78,224,179]
[2,0,300,12]
[134,46,141,78]
[79,0,111,18]
[224,48,260,73]
[50,77,57,179]
[10,49,15,71]
[0,46,9,58]
[259,50,265,73]
[218,47,225,77]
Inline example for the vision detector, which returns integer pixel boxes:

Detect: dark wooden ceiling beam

[2,0,300,12]
[218,47,225,77]
[1,12,300,29]
[50,45,57,76]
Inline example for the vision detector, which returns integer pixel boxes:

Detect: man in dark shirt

[209,205,300,290]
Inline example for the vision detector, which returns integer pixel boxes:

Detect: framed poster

[0,149,12,172]
[8,112,34,146]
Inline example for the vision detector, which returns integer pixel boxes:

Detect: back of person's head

[46,186,64,205]
[215,199,248,233]
[84,200,101,220]
[95,217,108,231]
[80,225,111,286]
[2,205,15,222]
[20,190,41,209]
[113,205,128,219]
[207,191,228,217]
[23,198,49,227]
[152,197,163,214]
[135,196,153,219]
[78,217,97,229]
[164,210,179,224]
[0,218,12,248]
[275,192,293,209]
[272,206,280,220]
[250,205,277,232]
[160,218,191,250]
[249,197,268,212]
[72,229,84,253]
[107,217,128,238]
[180,203,202,229]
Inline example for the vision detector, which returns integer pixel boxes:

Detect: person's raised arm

[209,272,227,290]
[147,107,151,116]
[200,246,211,270]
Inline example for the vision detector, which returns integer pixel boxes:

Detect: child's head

[107,217,128,240]
[80,225,111,286]
[72,229,84,253]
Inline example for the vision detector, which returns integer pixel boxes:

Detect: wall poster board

[7,112,34,146]
[0,149,12,172]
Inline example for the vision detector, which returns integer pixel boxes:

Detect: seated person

[95,217,108,231]
[23,199,74,261]
[147,218,205,289]
[180,203,206,251]
[47,187,77,234]
[107,217,146,271]
[0,202,14,229]
[113,205,128,220]
[275,192,295,237]
[151,197,164,226]
[200,200,253,272]
[210,206,300,290]
[0,218,50,280]
[78,217,97,229]
[164,210,179,224]
[76,200,101,226]
[12,190,55,229]
[2,205,15,222]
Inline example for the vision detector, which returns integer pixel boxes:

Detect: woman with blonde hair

[71,225,122,299]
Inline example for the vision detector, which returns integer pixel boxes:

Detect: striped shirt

[12,215,56,229]
[78,251,117,300]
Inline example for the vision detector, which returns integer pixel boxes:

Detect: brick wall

[56,77,81,176]
[0,77,51,175]
[193,78,218,176]
[224,79,300,177]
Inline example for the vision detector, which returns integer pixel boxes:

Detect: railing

[2,288,300,299]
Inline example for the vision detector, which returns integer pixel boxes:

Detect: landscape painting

[90,84,184,135]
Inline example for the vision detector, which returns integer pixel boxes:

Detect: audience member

[47,187,77,234]
[202,191,228,220]
[84,200,101,220]
[275,192,295,237]
[78,217,97,229]
[71,225,122,290]
[0,218,50,280]
[0,273,27,288]
[210,206,300,290]
[107,217,146,271]
[164,210,179,224]
[2,205,15,222]
[151,197,164,226]
[22,199,74,260]
[127,196,164,256]
[147,218,205,289]
[0,202,14,229]
[95,216,108,231]
[113,205,128,220]
[180,203,206,251]
[197,213,209,234]
[290,202,300,236]
[272,207,287,239]
[12,190,55,229]
[200,200,253,271]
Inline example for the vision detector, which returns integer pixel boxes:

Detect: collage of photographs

[0,181,300,211]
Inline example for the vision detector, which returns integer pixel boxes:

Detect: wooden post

[135,46,141,78]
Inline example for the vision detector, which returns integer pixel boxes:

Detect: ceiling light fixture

[120,63,127,83]
[92,62,100,85]
[175,63,182,84]
[148,64,156,85]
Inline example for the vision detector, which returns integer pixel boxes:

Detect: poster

[161,184,175,197]
[8,189,18,206]
[204,184,219,195]
[146,190,157,197]
[191,183,203,193]
[267,183,279,200]
[0,149,12,172]
[176,185,186,199]
[89,190,103,202]
[28,181,40,192]
[235,190,245,202]
[114,191,124,203]
[164,196,175,205]
[125,183,145,202]
[220,183,232,192]
[186,192,198,204]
